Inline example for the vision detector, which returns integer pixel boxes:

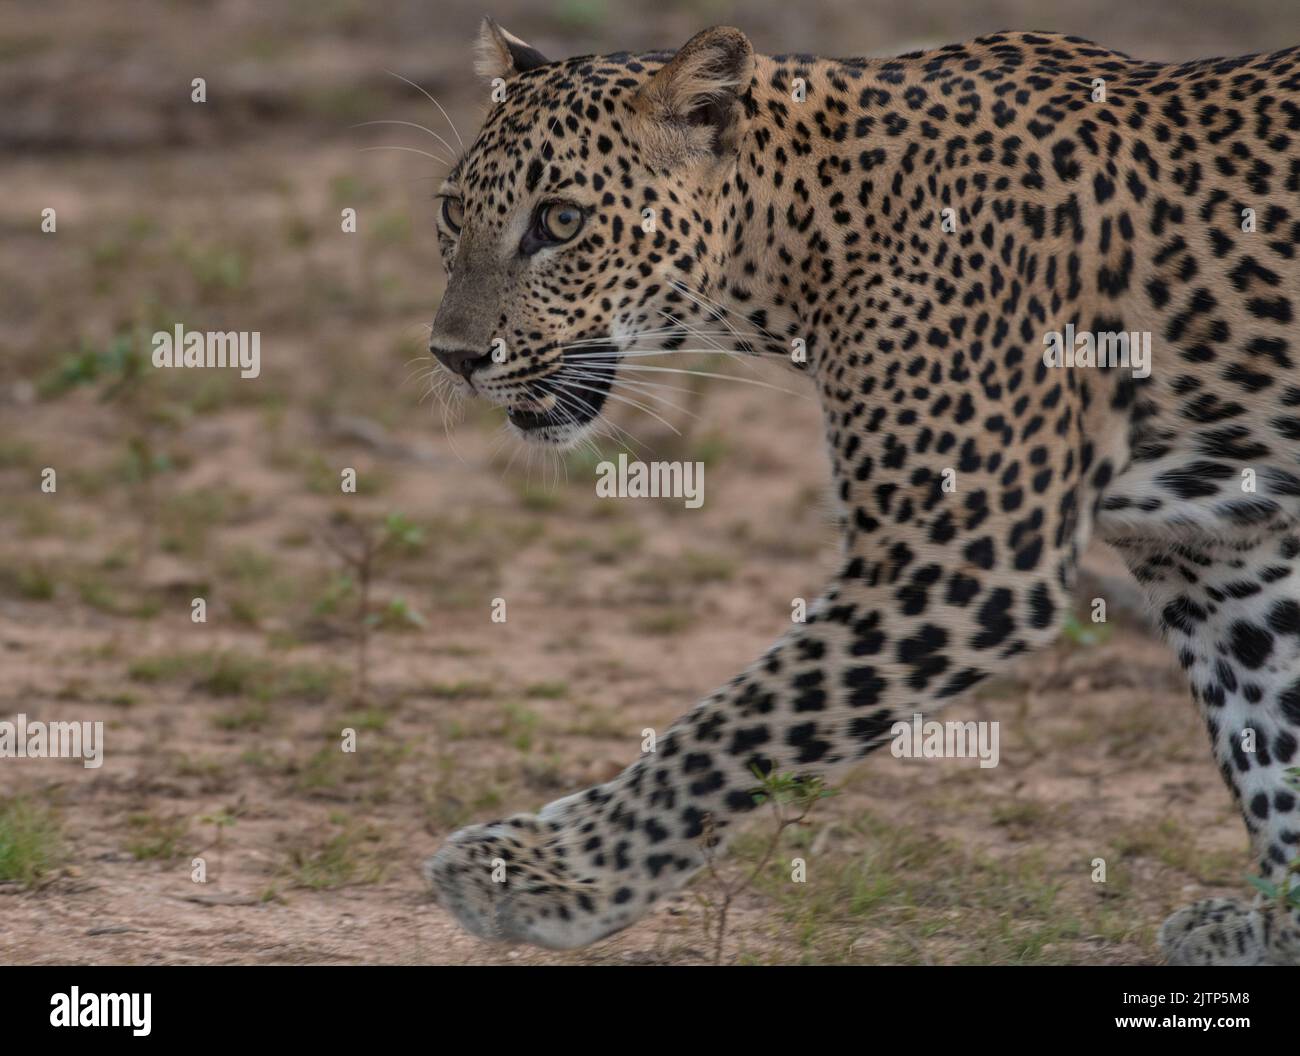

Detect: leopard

[422,17,1300,964]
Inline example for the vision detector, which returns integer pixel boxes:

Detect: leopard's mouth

[505,345,618,440]
[505,400,568,431]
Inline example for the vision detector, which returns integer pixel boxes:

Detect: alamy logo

[0,714,103,768]
[595,453,704,509]
[890,714,1000,768]
[1042,323,1151,378]
[151,325,261,378]
[50,988,151,1036]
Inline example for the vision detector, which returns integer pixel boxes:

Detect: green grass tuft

[0,798,64,887]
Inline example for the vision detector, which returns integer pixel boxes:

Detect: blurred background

[0,0,1292,965]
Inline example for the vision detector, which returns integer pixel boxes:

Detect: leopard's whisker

[564,349,751,360]
[594,363,812,399]
[564,368,712,414]
[549,376,685,434]
[668,279,783,347]
[383,69,465,151]
[358,144,453,167]
[352,119,459,160]
[535,114,564,168]
[655,306,760,350]
[565,369,711,400]
[562,328,748,348]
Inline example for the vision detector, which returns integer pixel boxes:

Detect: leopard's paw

[1158,897,1300,965]
[425,808,636,950]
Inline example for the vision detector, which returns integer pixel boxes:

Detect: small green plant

[1059,612,1113,647]
[197,807,240,873]
[0,564,55,601]
[501,702,540,752]
[125,813,190,862]
[320,511,428,702]
[213,702,270,731]
[41,332,177,567]
[524,681,568,700]
[379,513,426,555]
[313,573,356,617]
[633,607,695,635]
[1246,865,1300,914]
[375,597,426,630]
[1246,766,1300,914]
[283,815,386,889]
[694,769,834,964]
[0,797,64,887]
[425,680,495,700]
[129,650,339,709]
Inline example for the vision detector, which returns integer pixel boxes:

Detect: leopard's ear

[635,26,754,160]
[475,17,549,80]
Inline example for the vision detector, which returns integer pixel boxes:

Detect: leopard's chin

[505,409,596,448]
[504,393,599,447]
[505,402,572,432]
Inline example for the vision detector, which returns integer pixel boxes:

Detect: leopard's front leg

[427,525,1085,949]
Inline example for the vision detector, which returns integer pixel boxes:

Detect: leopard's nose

[430,342,490,380]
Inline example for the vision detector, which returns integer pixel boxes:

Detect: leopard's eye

[441,197,464,235]
[536,202,585,244]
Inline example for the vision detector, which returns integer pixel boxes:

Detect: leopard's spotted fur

[423,21,1300,963]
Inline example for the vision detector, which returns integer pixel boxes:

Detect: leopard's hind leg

[1113,531,1300,965]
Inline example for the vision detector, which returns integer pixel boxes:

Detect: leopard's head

[428,20,755,446]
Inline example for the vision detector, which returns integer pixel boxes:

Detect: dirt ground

[1,0,1294,966]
